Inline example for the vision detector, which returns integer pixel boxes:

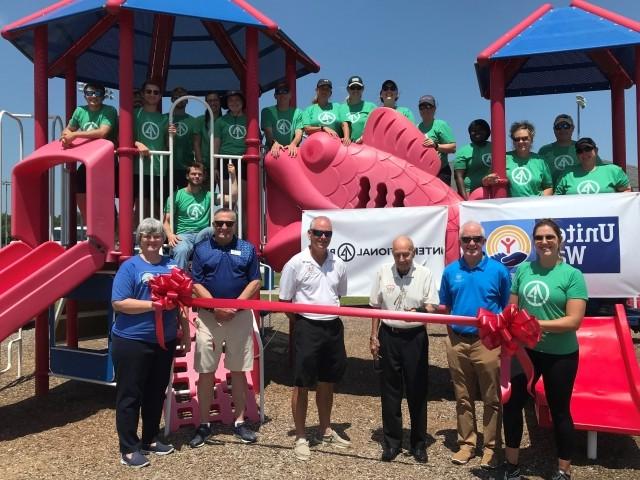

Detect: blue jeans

[170,229,214,269]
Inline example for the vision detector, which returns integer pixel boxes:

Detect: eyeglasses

[419,104,435,110]
[214,220,235,228]
[513,136,530,142]
[310,229,333,238]
[275,90,289,95]
[381,86,397,91]
[534,234,557,241]
[145,89,161,95]
[575,146,594,154]
[554,123,572,130]
[461,236,484,244]
[349,85,363,91]
[84,91,103,98]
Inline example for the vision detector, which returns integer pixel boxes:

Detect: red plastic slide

[535,305,640,436]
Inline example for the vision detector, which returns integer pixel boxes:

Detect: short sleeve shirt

[454,141,493,193]
[69,104,118,143]
[171,113,195,170]
[369,263,438,329]
[134,108,169,175]
[111,255,178,343]
[192,236,260,299]
[511,261,588,354]
[164,188,211,234]
[302,102,345,134]
[339,101,377,140]
[214,113,247,156]
[279,248,347,321]
[260,106,303,146]
[506,151,553,197]
[439,255,511,335]
[554,163,629,195]
[418,118,456,170]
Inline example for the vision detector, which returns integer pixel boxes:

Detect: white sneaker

[314,429,351,449]
[294,438,311,461]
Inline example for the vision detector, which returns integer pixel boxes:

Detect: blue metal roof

[2,0,319,95]
[476,5,640,98]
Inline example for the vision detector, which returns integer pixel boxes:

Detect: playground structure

[0,0,638,459]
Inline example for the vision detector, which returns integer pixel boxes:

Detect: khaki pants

[446,329,501,451]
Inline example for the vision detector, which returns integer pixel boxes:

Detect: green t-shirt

[302,102,344,134]
[539,141,604,182]
[69,105,118,143]
[418,118,456,170]
[134,108,169,175]
[194,114,216,163]
[171,113,195,170]
[554,163,629,195]
[395,106,415,124]
[164,188,211,234]
[339,101,377,140]
[454,141,492,193]
[506,151,553,197]
[260,106,303,146]
[512,261,588,354]
[214,113,247,156]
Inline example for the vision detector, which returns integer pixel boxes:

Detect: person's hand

[342,137,352,146]
[369,336,380,357]
[60,130,75,147]
[167,233,180,248]
[286,144,298,157]
[270,142,282,159]
[482,173,500,187]
[322,127,339,138]
[227,162,236,178]
[135,141,150,157]
[168,124,177,137]
[180,330,191,353]
[422,136,436,148]
[214,308,236,322]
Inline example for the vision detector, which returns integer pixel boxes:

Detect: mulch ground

[1,315,639,480]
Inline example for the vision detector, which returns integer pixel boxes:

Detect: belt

[381,323,424,335]
[452,330,480,341]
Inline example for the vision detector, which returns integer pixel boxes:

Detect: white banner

[301,207,447,296]
[459,192,640,297]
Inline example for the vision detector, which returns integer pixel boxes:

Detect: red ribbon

[477,305,541,403]
[148,268,193,349]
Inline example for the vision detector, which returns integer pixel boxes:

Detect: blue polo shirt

[439,255,511,335]
[192,236,261,298]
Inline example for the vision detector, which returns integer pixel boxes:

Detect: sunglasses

[513,136,530,142]
[534,234,557,241]
[575,146,594,154]
[554,123,572,130]
[145,89,161,95]
[310,229,333,238]
[275,90,290,95]
[419,104,435,110]
[381,86,397,91]
[84,91,103,98]
[214,220,235,228]
[349,85,363,90]
[461,236,484,244]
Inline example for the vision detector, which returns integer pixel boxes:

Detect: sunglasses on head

[554,122,572,130]
[214,220,235,228]
[575,146,594,154]
[145,89,161,95]
[310,229,332,238]
[84,90,103,98]
[461,236,484,244]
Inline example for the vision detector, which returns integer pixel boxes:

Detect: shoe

[140,440,175,456]
[480,449,498,469]
[451,447,475,465]
[381,446,401,462]
[551,470,571,480]
[120,451,150,468]
[315,429,351,449]
[293,438,311,461]
[233,422,257,444]
[189,424,211,449]
[500,462,522,480]
[411,448,428,463]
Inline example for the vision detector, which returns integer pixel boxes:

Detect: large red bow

[477,305,541,403]
[149,268,193,349]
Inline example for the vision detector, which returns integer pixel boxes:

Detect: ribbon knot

[148,268,193,349]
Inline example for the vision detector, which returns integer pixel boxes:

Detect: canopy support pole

[245,27,260,249]
[636,47,640,170]
[489,60,507,199]
[611,77,626,170]
[286,50,297,107]
[64,60,77,245]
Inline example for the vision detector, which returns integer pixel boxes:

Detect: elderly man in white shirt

[369,235,439,464]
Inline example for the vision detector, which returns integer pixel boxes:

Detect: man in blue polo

[439,221,511,470]
[189,207,261,448]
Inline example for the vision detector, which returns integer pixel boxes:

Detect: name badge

[230,249,241,256]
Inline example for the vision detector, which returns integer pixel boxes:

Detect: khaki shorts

[194,309,255,373]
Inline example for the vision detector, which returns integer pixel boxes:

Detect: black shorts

[293,315,347,387]
[77,160,120,196]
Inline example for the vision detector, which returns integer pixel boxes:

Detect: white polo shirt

[279,248,347,321]
[369,262,438,329]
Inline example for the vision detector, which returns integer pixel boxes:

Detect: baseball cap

[554,114,574,127]
[347,75,364,88]
[418,95,436,107]
[381,79,398,90]
[575,137,597,150]
[316,79,333,88]
[274,82,290,94]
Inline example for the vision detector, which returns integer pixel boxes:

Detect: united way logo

[576,180,600,195]
[175,121,188,137]
[523,280,549,307]
[510,167,532,186]
[554,155,574,171]
[228,124,246,139]
[141,272,155,284]
[485,225,531,268]
[481,153,492,167]
[142,121,160,140]
[82,121,99,131]
[318,111,336,125]
[347,112,361,123]
[187,203,205,219]
[276,119,292,135]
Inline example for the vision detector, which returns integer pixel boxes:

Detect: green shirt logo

[481,153,492,167]
[318,111,336,125]
[186,203,206,219]
[142,122,160,140]
[82,121,99,131]
[175,121,189,137]
[511,167,532,185]
[276,119,292,135]
[347,112,361,123]
[577,180,600,194]
[554,155,574,170]
[228,124,247,139]
[523,280,549,306]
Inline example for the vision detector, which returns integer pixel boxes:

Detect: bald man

[369,236,439,463]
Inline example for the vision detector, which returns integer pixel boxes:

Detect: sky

[0,0,638,180]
